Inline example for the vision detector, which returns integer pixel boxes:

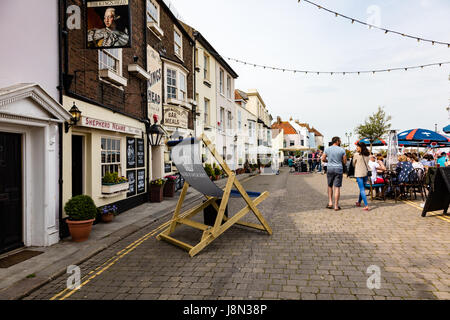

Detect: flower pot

[163,180,176,197]
[101,213,114,223]
[150,184,164,202]
[66,219,95,242]
[215,175,220,181]
[101,182,129,194]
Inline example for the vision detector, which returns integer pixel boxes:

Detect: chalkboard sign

[137,139,145,168]
[422,167,450,216]
[165,162,172,173]
[127,170,136,197]
[137,169,145,194]
[127,138,136,168]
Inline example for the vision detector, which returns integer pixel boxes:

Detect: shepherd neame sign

[163,106,188,129]
[79,116,142,135]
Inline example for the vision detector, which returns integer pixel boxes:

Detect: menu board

[137,139,145,168]
[127,170,136,197]
[165,163,172,173]
[127,138,136,168]
[137,169,145,194]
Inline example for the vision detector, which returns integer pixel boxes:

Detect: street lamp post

[345,132,353,148]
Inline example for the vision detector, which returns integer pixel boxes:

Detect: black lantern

[149,121,165,146]
[64,102,82,133]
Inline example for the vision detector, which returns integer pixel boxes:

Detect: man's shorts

[327,167,343,187]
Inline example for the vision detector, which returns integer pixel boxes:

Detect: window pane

[101,138,106,150]
[111,140,116,150]
[107,138,111,150]
[101,151,106,163]
[147,0,158,23]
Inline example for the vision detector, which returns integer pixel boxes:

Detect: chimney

[277,116,281,124]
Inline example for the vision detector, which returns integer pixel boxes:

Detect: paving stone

[23,170,449,301]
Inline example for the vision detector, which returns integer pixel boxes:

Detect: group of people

[321,136,450,212]
[287,150,324,173]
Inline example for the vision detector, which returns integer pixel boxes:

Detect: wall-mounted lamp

[64,102,82,133]
[149,118,165,146]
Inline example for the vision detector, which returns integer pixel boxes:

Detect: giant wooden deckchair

[156,134,272,257]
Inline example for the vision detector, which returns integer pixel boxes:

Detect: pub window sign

[86,0,132,49]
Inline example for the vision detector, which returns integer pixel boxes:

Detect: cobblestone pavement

[24,168,450,300]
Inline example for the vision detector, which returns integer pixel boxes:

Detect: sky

[165,0,450,145]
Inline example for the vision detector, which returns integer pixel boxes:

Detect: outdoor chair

[405,168,426,201]
[364,172,388,201]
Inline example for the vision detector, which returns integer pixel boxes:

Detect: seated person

[437,152,448,167]
[368,155,386,197]
[420,154,435,167]
[396,155,414,183]
[411,154,424,170]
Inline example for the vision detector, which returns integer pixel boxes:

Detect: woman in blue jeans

[352,142,371,211]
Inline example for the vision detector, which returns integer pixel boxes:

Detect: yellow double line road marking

[403,200,450,223]
[50,174,258,300]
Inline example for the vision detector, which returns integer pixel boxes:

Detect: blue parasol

[398,128,450,143]
[355,138,387,147]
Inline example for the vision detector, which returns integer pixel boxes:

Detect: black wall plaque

[127,138,136,168]
[422,167,450,216]
[137,169,145,194]
[127,170,136,197]
[137,139,145,168]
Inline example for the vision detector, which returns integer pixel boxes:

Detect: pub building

[145,0,196,179]
[59,0,151,236]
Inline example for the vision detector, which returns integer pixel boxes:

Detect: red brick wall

[62,0,147,120]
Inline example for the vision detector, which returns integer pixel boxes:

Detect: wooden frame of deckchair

[156,134,272,257]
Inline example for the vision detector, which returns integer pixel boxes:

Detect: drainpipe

[57,0,66,238]
[143,9,151,195]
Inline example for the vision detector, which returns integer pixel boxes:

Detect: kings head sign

[86,0,131,49]
[147,45,162,123]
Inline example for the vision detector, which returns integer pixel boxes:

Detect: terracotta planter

[163,180,176,197]
[215,175,220,181]
[66,219,95,242]
[150,184,164,202]
[101,213,114,223]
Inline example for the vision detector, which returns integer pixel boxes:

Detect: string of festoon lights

[219,54,450,76]
[298,0,450,48]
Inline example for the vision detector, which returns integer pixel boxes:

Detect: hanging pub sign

[126,137,136,168]
[86,0,132,49]
[127,170,136,197]
[137,169,146,194]
[136,138,145,168]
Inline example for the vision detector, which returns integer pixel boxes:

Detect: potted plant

[164,175,177,197]
[150,178,166,202]
[99,204,118,223]
[204,163,214,180]
[214,167,222,181]
[102,172,129,194]
[64,195,97,242]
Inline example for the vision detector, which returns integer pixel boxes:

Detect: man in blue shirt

[437,152,448,167]
[322,137,347,211]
